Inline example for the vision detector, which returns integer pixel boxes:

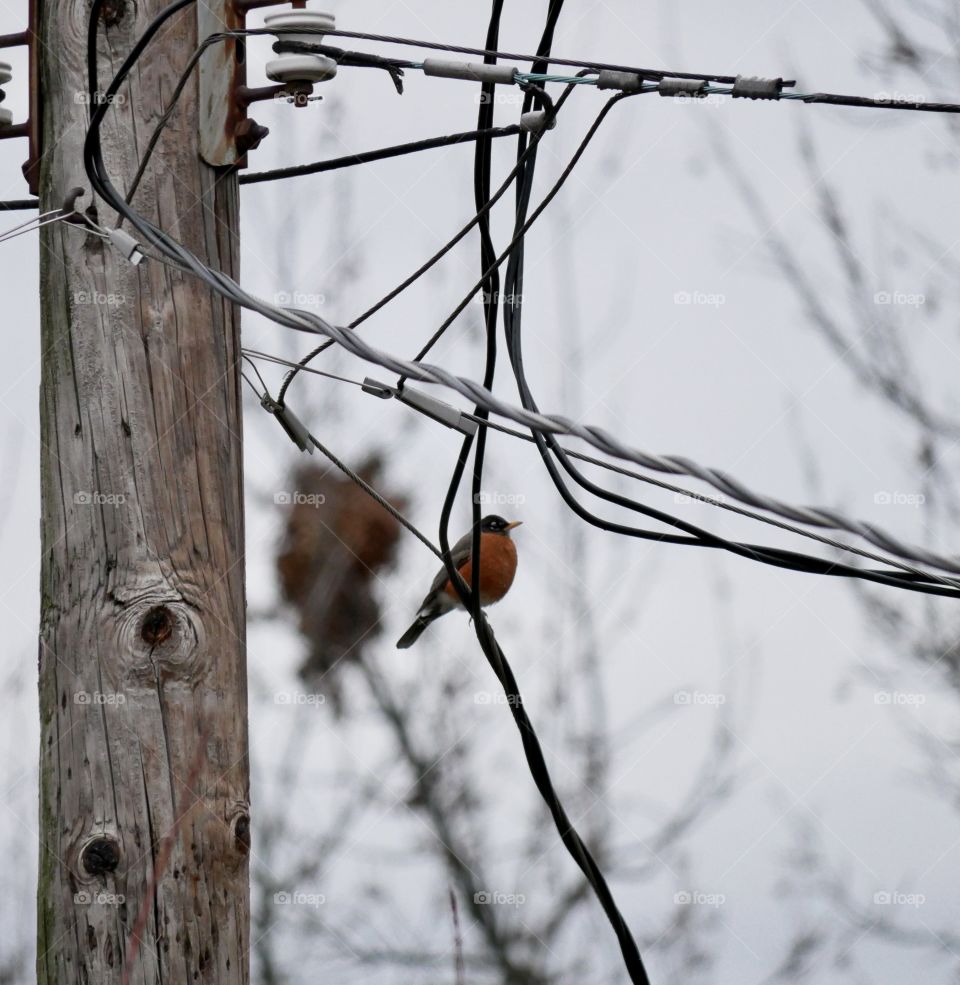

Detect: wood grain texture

[36,0,249,982]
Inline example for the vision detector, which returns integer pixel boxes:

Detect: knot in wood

[141,605,174,646]
[113,594,207,682]
[80,836,120,876]
[232,813,251,855]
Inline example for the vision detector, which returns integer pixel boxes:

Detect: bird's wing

[422,529,475,601]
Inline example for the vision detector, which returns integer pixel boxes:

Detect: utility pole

[36,0,249,981]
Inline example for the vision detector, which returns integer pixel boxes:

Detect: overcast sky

[2,1,959,982]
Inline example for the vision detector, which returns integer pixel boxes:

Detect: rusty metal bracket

[197,0,248,167]
[199,0,317,167]
[0,0,41,195]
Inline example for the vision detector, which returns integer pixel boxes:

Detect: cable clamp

[658,78,708,98]
[731,75,785,100]
[520,110,556,133]
[260,396,314,453]
[106,227,145,266]
[596,70,645,93]
[362,377,477,435]
[422,59,518,86]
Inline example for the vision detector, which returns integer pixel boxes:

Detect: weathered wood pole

[36,0,249,981]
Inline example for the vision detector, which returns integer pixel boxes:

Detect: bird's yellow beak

[505,520,523,530]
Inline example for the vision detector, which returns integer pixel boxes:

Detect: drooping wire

[238,369,444,561]
[240,124,523,186]
[275,80,585,408]
[240,345,960,598]
[492,55,960,607]
[435,5,650,981]
[397,86,642,388]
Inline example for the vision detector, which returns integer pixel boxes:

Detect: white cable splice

[106,227,145,265]
[422,58,518,85]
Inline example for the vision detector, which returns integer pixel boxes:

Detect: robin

[396,515,522,649]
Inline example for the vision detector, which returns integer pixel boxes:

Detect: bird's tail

[396,610,438,649]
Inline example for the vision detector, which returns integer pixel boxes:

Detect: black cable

[240,124,522,186]
[271,39,415,93]
[465,0,506,641]
[308,435,443,561]
[795,91,960,113]
[0,199,39,211]
[322,27,740,85]
[462,413,960,594]
[446,4,650,982]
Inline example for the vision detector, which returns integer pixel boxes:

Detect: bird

[396,515,522,649]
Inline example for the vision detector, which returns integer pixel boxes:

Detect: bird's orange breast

[445,533,518,606]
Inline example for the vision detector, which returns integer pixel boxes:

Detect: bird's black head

[481,514,522,534]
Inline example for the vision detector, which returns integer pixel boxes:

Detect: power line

[314,28,960,114]
[398,85,639,385]
[239,124,523,185]
[274,77,586,407]
[241,348,960,598]
[120,20,960,217]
